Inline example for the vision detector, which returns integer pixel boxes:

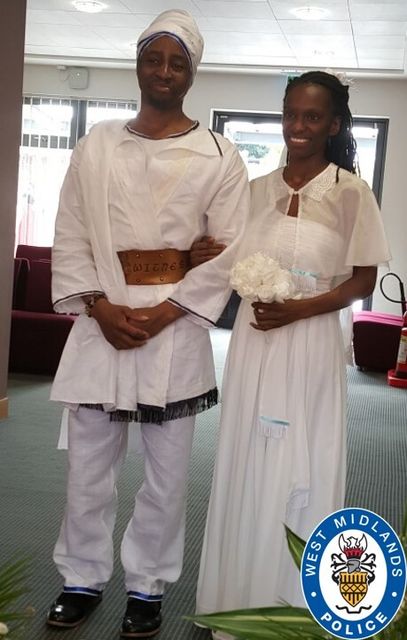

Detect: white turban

[137,9,204,78]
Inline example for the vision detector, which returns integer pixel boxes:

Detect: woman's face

[282,83,341,162]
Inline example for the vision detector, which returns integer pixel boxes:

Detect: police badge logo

[301,508,406,639]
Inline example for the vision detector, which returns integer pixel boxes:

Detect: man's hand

[190,235,226,267]
[251,299,308,331]
[90,298,150,349]
[128,301,186,338]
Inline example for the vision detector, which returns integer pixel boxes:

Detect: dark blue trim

[127,591,163,602]
[53,290,104,307]
[208,129,223,156]
[168,298,216,326]
[138,32,192,73]
[63,586,102,596]
[82,387,218,425]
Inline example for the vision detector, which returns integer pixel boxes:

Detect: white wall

[23,64,407,314]
[23,64,140,103]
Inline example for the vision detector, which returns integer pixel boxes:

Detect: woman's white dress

[196,164,391,613]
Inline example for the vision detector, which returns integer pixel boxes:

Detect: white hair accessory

[324,68,354,87]
[137,10,204,78]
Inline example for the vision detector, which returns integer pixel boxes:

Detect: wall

[23,64,407,314]
[0,0,26,419]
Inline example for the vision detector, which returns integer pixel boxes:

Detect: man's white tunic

[51,120,249,414]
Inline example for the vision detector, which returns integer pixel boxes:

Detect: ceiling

[25,0,407,78]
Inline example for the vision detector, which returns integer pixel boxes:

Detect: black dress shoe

[47,591,102,628]
[120,598,162,638]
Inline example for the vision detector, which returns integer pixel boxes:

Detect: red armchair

[9,245,76,375]
[353,310,403,372]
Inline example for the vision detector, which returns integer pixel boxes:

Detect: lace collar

[276,163,338,202]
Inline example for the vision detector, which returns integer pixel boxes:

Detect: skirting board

[0,397,8,420]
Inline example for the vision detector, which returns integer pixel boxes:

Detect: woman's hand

[250,265,378,332]
[190,235,226,267]
[90,298,150,349]
[251,299,308,331]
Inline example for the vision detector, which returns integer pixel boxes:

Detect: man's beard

[142,81,188,111]
[149,96,174,110]
[147,93,183,111]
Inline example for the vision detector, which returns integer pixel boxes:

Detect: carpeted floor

[1,328,406,639]
[346,365,407,529]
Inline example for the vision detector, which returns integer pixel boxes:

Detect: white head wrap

[137,9,204,78]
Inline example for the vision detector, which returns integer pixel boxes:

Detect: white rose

[231,252,298,303]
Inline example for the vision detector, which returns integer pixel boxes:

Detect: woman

[194,71,391,639]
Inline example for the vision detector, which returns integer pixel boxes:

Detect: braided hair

[284,71,358,174]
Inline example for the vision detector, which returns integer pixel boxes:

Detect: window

[16,97,137,248]
[84,100,137,135]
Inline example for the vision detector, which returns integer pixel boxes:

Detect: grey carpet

[0,328,406,639]
[345,365,407,531]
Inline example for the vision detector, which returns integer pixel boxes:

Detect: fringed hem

[81,388,218,425]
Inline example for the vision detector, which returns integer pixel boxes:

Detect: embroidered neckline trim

[278,163,337,202]
[125,120,199,139]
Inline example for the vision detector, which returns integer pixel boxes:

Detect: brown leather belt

[117,248,191,285]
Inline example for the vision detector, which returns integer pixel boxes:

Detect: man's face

[137,35,192,109]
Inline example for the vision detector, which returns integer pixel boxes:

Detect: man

[46,9,249,639]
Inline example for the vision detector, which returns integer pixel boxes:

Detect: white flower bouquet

[230,252,297,303]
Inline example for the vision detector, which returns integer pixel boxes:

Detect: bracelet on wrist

[85,293,107,317]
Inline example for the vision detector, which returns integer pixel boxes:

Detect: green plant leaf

[189,606,332,639]
[0,558,31,631]
[285,524,306,571]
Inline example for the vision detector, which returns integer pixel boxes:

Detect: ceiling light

[72,1,107,13]
[290,6,329,20]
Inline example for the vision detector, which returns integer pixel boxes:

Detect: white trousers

[53,407,196,597]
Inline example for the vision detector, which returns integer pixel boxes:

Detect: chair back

[15,244,52,261]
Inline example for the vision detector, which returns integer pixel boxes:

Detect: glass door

[349,120,388,310]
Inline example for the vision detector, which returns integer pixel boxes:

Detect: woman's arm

[251,266,377,331]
